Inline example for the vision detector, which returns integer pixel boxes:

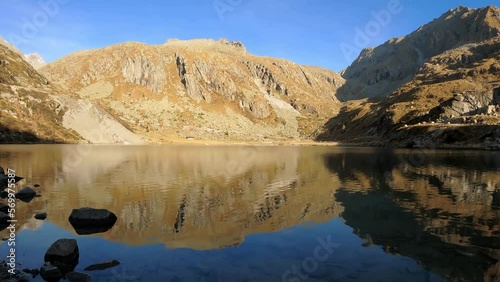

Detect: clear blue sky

[0,0,498,71]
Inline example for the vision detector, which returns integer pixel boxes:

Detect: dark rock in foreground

[1,260,32,281]
[14,187,36,200]
[0,212,11,225]
[44,239,79,267]
[65,271,92,282]
[0,203,8,214]
[22,268,40,279]
[84,259,120,271]
[68,208,117,235]
[35,212,47,220]
[40,263,63,281]
[0,173,24,190]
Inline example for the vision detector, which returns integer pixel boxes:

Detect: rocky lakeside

[0,165,123,281]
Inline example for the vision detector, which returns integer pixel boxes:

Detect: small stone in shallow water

[40,263,63,281]
[0,212,11,224]
[44,239,79,266]
[66,271,92,282]
[34,184,40,188]
[84,259,120,271]
[22,268,40,278]
[0,203,8,214]
[15,187,37,200]
[406,266,424,274]
[34,212,47,220]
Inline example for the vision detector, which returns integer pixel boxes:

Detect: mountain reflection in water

[0,145,498,281]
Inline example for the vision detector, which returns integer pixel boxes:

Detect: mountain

[0,36,23,56]
[24,52,47,70]
[318,6,500,148]
[337,5,500,101]
[40,38,345,141]
[2,6,499,146]
[0,43,143,144]
[0,37,47,70]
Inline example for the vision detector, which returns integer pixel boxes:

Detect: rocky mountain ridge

[318,5,500,149]
[337,5,500,101]
[0,36,47,69]
[1,5,499,146]
[40,37,345,142]
[0,43,143,144]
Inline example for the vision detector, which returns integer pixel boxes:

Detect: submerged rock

[65,271,92,282]
[0,203,8,214]
[84,259,120,271]
[0,173,23,190]
[0,212,11,224]
[40,263,63,281]
[22,268,40,279]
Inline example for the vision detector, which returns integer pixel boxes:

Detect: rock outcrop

[338,5,500,101]
[319,6,500,149]
[0,43,143,144]
[41,39,345,141]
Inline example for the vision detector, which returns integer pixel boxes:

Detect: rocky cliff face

[41,38,345,141]
[0,37,47,70]
[0,43,142,144]
[338,5,500,101]
[319,6,500,149]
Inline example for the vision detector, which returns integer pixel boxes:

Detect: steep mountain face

[0,43,143,144]
[0,43,72,143]
[318,7,500,147]
[41,38,345,141]
[338,5,500,101]
[0,36,47,70]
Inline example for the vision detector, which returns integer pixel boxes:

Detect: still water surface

[0,145,499,282]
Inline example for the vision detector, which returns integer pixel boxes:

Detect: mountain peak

[338,5,500,100]
[24,52,47,70]
[163,38,246,52]
[0,36,23,56]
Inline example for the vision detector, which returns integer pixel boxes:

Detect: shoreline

[0,139,498,151]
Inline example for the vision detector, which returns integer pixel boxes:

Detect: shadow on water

[323,148,500,281]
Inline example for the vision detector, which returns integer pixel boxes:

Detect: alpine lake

[0,145,499,282]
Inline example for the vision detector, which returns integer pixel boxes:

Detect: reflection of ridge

[323,149,500,281]
[335,189,495,281]
[0,145,345,251]
[254,194,287,223]
[173,197,186,233]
